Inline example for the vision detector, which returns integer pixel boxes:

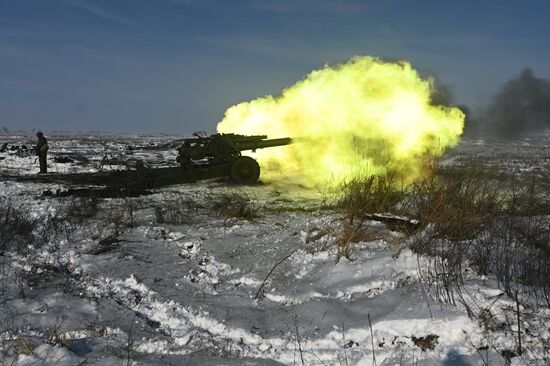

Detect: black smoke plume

[471,68,550,138]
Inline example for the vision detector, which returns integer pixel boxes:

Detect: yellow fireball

[217,56,464,186]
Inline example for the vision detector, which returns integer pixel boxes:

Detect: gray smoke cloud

[428,78,477,140]
[430,81,454,107]
[466,68,550,138]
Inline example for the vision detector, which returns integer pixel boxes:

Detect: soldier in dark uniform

[35,131,49,173]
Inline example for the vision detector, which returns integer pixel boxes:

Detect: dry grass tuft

[212,192,259,220]
[0,199,35,252]
[333,173,408,262]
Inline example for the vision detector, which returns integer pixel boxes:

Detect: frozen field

[0,133,549,365]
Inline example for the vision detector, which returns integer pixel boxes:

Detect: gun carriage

[10,133,294,194]
[177,133,292,184]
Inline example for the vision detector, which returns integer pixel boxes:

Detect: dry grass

[0,199,35,253]
[410,169,501,241]
[333,163,550,307]
[154,193,202,225]
[337,174,408,222]
[333,173,408,262]
[211,192,259,220]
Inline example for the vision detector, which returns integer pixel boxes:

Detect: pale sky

[1,0,549,133]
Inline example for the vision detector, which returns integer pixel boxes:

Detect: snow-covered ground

[0,134,549,365]
[0,133,181,176]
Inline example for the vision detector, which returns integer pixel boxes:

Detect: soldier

[35,131,49,173]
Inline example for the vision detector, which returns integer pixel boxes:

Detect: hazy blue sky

[1,0,549,133]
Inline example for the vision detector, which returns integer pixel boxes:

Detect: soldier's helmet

[36,131,43,137]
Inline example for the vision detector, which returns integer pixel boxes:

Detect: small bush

[65,196,100,222]
[35,210,69,245]
[334,173,408,262]
[212,193,259,220]
[479,212,550,306]
[0,199,35,252]
[103,197,138,233]
[409,165,503,242]
[337,174,407,223]
[154,193,202,225]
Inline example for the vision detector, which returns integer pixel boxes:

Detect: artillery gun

[9,132,293,196]
[177,133,293,184]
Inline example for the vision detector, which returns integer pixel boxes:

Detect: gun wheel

[230,156,260,184]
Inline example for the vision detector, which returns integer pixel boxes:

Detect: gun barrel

[235,137,293,151]
[228,134,268,142]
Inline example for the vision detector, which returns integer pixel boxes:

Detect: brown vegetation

[335,163,550,307]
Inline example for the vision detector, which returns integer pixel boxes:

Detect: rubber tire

[229,156,260,184]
